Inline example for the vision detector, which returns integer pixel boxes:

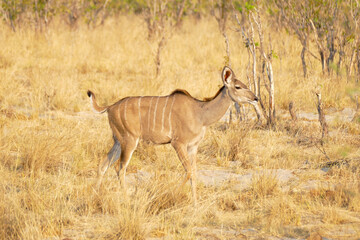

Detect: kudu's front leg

[187,144,198,204]
[171,141,198,205]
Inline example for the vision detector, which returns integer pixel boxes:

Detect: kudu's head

[222,66,258,104]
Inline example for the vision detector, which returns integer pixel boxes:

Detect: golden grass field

[0,15,360,239]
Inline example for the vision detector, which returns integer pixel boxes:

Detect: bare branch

[305,46,321,61]
[223,32,231,67]
[315,91,329,138]
[289,101,297,121]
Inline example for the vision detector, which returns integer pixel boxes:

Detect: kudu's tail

[87,90,108,114]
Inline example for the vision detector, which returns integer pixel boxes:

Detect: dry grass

[0,15,360,239]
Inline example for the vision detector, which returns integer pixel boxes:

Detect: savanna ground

[0,15,360,240]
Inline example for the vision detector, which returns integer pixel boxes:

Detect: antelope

[87,66,258,205]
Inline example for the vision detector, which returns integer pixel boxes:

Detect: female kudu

[87,66,258,205]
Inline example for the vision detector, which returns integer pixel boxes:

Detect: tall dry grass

[0,14,359,239]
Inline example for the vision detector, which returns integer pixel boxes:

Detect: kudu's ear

[222,66,233,85]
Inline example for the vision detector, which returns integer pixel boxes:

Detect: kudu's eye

[235,86,241,90]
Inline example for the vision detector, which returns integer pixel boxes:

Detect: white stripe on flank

[152,97,160,131]
[161,96,169,132]
[138,97,143,134]
[168,95,176,136]
[148,97,154,131]
[118,103,128,136]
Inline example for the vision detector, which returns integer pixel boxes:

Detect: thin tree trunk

[316,92,328,138]
[175,0,186,28]
[8,11,16,32]
[248,18,258,98]
[357,50,360,82]
[236,11,265,124]
[155,36,166,77]
[253,9,275,126]
[34,0,41,32]
[267,62,275,126]
[223,32,231,67]
[301,45,307,78]
[327,34,336,75]
[349,48,356,76]
[338,39,345,76]
[320,51,326,73]
[289,101,297,121]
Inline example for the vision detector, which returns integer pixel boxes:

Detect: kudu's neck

[198,87,232,126]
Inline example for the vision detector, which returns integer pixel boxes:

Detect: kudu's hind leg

[96,137,121,189]
[115,137,139,189]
